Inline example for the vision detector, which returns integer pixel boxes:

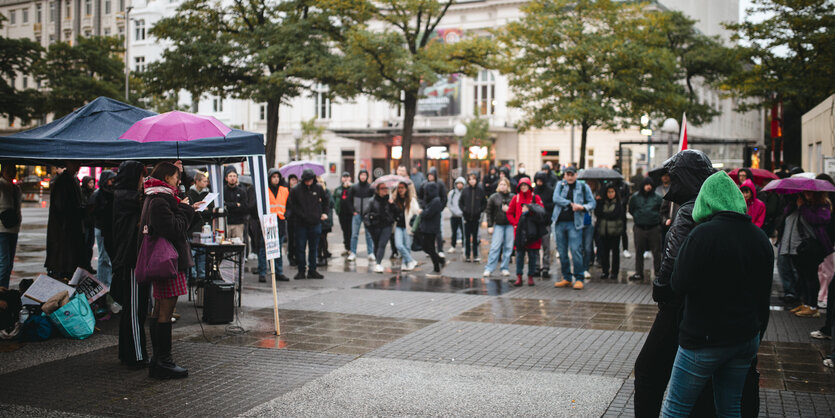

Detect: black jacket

[486,191,514,227]
[533,171,555,218]
[365,194,397,229]
[349,170,374,216]
[111,162,145,271]
[419,168,448,207]
[140,193,195,272]
[671,211,774,349]
[91,170,117,256]
[483,169,499,196]
[459,183,487,221]
[515,203,548,247]
[654,150,716,304]
[45,170,85,275]
[594,194,625,238]
[629,177,663,227]
[419,182,443,235]
[224,183,248,225]
[187,186,214,234]
[287,170,330,226]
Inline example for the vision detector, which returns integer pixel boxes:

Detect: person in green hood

[661,171,774,417]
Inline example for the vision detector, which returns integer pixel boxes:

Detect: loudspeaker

[203,280,234,324]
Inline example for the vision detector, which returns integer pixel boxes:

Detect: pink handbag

[135,225,178,285]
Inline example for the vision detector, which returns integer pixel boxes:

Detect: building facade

[801,94,834,176]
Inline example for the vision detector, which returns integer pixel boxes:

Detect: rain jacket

[447,177,465,218]
[507,178,544,249]
[45,170,86,275]
[654,150,716,305]
[551,178,596,229]
[486,190,514,227]
[534,171,556,219]
[365,193,397,229]
[267,168,289,221]
[740,179,766,228]
[594,185,625,238]
[349,169,374,216]
[459,177,487,221]
[91,170,117,256]
[287,169,330,227]
[140,180,195,272]
[223,175,249,225]
[419,182,443,235]
[111,161,145,270]
[541,163,559,189]
[629,177,663,227]
[419,168,447,207]
[483,167,499,196]
[671,170,773,349]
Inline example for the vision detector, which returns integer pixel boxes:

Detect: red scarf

[143,177,180,203]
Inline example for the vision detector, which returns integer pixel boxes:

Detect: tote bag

[49,293,95,340]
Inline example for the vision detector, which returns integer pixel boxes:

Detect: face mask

[518,168,526,174]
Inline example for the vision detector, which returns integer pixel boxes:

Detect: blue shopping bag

[48,293,95,340]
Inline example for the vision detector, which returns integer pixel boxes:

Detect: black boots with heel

[149,322,188,380]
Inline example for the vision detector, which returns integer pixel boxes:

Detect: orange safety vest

[269,185,289,220]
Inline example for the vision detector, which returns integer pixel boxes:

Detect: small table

[189,242,246,307]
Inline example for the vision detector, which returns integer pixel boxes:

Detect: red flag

[678,113,688,152]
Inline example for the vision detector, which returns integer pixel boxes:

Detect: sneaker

[810,330,831,340]
[276,274,290,282]
[501,270,510,277]
[482,270,492,277]
[555,252,560,259]
[347,253,357,261]
[293,271,306,280]
[825,358,835,368]
[447,247,456,253]
[573,281,584,290]
[540,269,550,279]
[407,260,418,270]
[368,254,376,262]
[623,250,632,259]
[307,270,324,279]
[790,304,806,313]
[474,257,481,263]
[554,279,572,288]
[643,251,651,259]
[628,274,643,281]
[583,271,591,279]
[439,252,446,258]
[795,306,821,317]
[374,264,384,273]
[819,300,828,309]
[426,271,442,278]
[109,301,123,315]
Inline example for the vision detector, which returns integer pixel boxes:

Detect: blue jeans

[394,227,414,264]
[485,225,514,273]
[777,254,798,299]
[274,218,287,275]
[350,214,374,255]
[191,249,206,280]
[662,336,759,417]
[296,223,322,273]
[95,228,112,288]
[257,246,267,276]
[0,232,17,289]
[555,221,584,282]
[583,224,594,270]
[516,247,538,276]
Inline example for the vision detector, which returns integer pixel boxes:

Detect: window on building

[104,0,110,14]
[213,98,223,112]
[587,148,594,168]
[83,29,91,37]
[118,26,124,38]
[473,70,496,116]
[135,19,145,41]
[65,1,71,19]
[22,77,28,89]
[9,10,16,24]
[313,84,331,120]
[49,2,55,22]
[49,34,55,43]
[36,3,42,23]
[134,56,145,73]
[85,0,92,16]
[22,7,29,23]
[104,27,110,36]
[119,0,124,12]
[259,105,266,121]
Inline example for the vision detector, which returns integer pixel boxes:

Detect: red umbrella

[728,168,778,186]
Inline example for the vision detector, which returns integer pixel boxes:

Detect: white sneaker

[400,263,408,271]
[374,264,384,273]
[474,257,481,263]
[439,252,446,258]
[426,272,442,278]
[501,269,510,277]
[368,254,376,262]
[555,252,560,259]
[583,271,591,279]
[819,300,828,309]
[811,330,831,340]
[482,270,491,277]
[643,251,651,259]
[623,250,632,258]
[407,260,418,270]
[109,301,122,314]
[447,247,456,253]
[347,253,357,261]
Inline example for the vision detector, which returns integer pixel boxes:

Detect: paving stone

[764,309,829,343]
[502,281,655,305]
[0,334,118,375]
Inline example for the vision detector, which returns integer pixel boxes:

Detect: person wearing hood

[483,177,515,277]
[483,166,499,196]
[634,150,718,417]
[507,177,543,286]
[595,184,625,280]
[112,161,151,368]
[45,162,86,281]
[498,166,517,192]
[287,169,330,280]
[660,171,773,417]
[317,176,335,267]
[365,182,397,273]
[333,172,354,257]
[222,166,248,241]
[551,166,596,289]
[91,170,118,297]
[534,171,555,277]
[0,164,21,289]
[542,163,559,189]
[410,166,426,190]
[266,169,291,282]
[512,163,530,186]
[739,179,765,228]
[459,172,487,262]
[420,167,448,257]
[447,177,465,254]
[348,169,376,262]
[628,177,663,282]
[419,182,444,276]
[81,175,97,273]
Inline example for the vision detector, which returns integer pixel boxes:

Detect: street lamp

[454,122,467,177]
[661,118,680,159]
[124,6,133,101]
[640,114,653,168]
[292,129,303,161]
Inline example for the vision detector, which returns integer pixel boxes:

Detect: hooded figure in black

[628,176,663,281]
[534,170,555,276]
[287,169,329,279]
[634,150,723,418]
[419,182,444,274]
[81,175,96,271]
[45,163,86,280]
[459,172,487,261]
[347,169,375,259]
[419,167,448,254]
[484,166,500,196]
[594,184,625,279]
[498,166,517,191]
[112,161,151,367]
[541,163,559,189]
[91,170,117,289]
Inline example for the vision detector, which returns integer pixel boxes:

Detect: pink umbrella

[119,111,231,143]
[762,177,835,194]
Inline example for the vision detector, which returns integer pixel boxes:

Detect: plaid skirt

[153,272,187,299]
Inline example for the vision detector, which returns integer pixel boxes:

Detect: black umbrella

[648,166,668,185]
[577,167,624,181]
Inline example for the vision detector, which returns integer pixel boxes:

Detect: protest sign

[69,268,109,304]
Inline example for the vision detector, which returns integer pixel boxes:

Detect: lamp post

[292,129,303,161]
[640,114,653,169]
[454,122,467,177]
[661,118,680,160]
[124,6,132,101]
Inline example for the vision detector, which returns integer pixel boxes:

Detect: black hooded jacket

[419,168,448,207]
[365,193,397,229]
[459,178,487,221]
[111,161,145,270]
[628,177,663,227]
[498,166,517,191]
[483,167,499,196]
[541,164,558,189]
[287,169,330,226]
[223,167,249,225]
[654,150,716,304]
[419,182,443,235]
[349,169,374,216]
[91,170,117,256]
[534,171,555,218]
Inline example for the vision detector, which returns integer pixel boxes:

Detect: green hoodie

[692,171,748,223]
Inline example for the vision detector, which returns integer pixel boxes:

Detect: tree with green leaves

[35,36,125,118]
[148,0,338,167]
[292,118,327,160]
[0,16,44,125]
[318,0,496,173]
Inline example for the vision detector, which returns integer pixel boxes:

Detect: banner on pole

[261,213,281,260]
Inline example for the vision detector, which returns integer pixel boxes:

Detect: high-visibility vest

[269,185,289,220]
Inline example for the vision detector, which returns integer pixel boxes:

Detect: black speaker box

[203,280,234,324]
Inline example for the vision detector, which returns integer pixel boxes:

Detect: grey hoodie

[447,177,465,217]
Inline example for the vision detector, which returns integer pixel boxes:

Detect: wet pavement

[2,206,835,416]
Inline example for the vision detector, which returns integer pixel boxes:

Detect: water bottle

[19,307,29,324]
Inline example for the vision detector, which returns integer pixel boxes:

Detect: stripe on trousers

[131,269,142,361]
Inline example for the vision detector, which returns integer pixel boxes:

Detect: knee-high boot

[148,322,188,379]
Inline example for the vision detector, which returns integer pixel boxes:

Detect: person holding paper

[187,171,214,281]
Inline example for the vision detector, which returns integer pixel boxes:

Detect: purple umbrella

[371,175,412,189]
[278,160,325,178]
[762,177,835,194]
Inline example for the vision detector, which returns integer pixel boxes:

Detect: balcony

[33,23,42,33]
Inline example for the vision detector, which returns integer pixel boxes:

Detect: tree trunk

[265,99,280,168]
[579,122,589,169]
[401,92,418,174]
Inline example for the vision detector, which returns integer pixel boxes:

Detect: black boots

[149,322,188,380]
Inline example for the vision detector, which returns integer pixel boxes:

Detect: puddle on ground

[359,276,513,296]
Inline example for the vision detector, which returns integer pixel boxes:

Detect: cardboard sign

[261,213,281,261]
[69,268,109,304]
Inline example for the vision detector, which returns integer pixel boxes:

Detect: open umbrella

[371,175,412,189]
[728,168,778,186]
[577,167,624,181]
[791,172,817,179]
[762,177,835,194]
[278,160,325,178]
[119,111,232,159]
